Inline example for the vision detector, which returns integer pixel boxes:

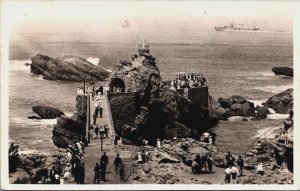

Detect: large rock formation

[262,89,293,114]
[31,54,109,81]
[108,50,218,145]
[272,67,293,77]
[32,106,65,119]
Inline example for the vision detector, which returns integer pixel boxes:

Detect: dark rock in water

[213,95,255,120]
[272,67,293,77]
[32,106,64,119]
[256,105,270,119]
[31,54,110,81]
[28,115,41,120]
[25,63,31,66]
[263,89,293,114]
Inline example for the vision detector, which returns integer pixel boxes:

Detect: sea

[8,26,293,155]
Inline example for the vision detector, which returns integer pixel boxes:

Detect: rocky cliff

[31,54,110,81]
[108,51,218,145]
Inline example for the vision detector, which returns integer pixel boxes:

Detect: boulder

[32,106,64,119]
[256,105,270,119]
[31,54,110,81]
[272,67,293,77]
[263,89,293,114]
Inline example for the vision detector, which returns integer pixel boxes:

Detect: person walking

[93,163,100,184]
[100,85,104,95]
[231,165,239,184]
[100,152,109,180]
[224,166,232,184]
[237,155,244,177]
[118,162,125,181]
[113,154,123,175]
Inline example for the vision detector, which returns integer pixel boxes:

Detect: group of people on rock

[93,152,126,183]
[89,124,110,140]
[200,130,217,145]
[191,153,214,174]
[163,73,207,90]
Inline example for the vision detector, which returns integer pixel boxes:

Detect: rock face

[108,52,160,94]
[262,89,293,114]
[52,96,87,148]
[272,67,293,77]
[31,54,110,81]
[108,51,218,145]
[32,106,65,119]
[212,95,255,120]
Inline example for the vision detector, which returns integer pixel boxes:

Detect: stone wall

[176,87,209,108]
[76,95,87,117]
[107,92,140,133]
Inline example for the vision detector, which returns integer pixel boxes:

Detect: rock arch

[109,78,126,93]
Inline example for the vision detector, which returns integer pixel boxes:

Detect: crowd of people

[77,85,104,99]
[47,140,86,184]
[191,153,214,174]
[223,152,245,184]
[163,73,207,90]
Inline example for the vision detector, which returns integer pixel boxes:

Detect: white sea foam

[261,71,275,77]
[255,126,281,139]
[227,116,249,121]
[268,108,276,114]
[87,57,100,66]
[252,84,293,94]
[248,100,264,107]
[12,117,57,125]
[267,113,289,120]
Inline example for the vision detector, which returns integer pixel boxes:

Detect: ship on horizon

[215,23,260,32]
[121,19,131,28]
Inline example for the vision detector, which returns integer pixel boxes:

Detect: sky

[4,1,295,36]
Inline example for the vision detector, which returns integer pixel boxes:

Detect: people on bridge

[225,151,236,167]
[95,125,99,139]
[207,153,213,173]
[237,155,244,177]
[100,152,109,181]
[78,162,85,184]
[113,154,123,175]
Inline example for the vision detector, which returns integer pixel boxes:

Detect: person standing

[100,152,109,180]
[156,139,161,149]
[95,125,99,139]
[100,85,104,95]
[231,165,239,184]
[118,162,125,181]
[207,154,213,174]
[113,154,122,175]
[224,166,232,184]
[79,163,85,184]
[49,166,57,184]
[210,130,217,145]
[237,155,244,177]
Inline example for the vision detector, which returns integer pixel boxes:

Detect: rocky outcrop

[262,89,293,114]
[272,67,293,77]
[109,51,218,145]
[32,106,65,119]
[31,54,109,81]
[212,95,255,120]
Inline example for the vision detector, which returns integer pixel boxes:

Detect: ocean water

[9,28,293,154]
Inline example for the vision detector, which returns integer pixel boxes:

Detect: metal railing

[243,120,285,156]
